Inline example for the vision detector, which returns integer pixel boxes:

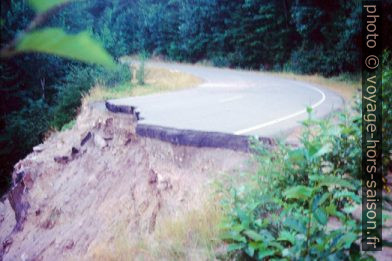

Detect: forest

[0,0,391,195]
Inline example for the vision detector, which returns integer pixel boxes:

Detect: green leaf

[314,208,328,225]
[29,0,71,13]
[267,241,284,251]
[337,232,357,249]
[259,229,274,243]
[289,148,305,162]
[277,230,296,244]
[221,231,246,243]
[313,143,332,159]
[312,193,329,212]
[227,243,244,252]
[231,224,245,233]
[245,245,255,257]
[316,176,356,190]
[236,208,251,228]
[15,28,116,69]
[284,217,306,234]
[333,191,361,203]
[284,185,314,200]
[342,204,357,214]
[307,143,321,159]
[258,249,275,259]
[254,218,262,227]
[244,229,263,242]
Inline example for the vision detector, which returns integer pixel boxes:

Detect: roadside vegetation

[266,72,359,102]
[84,63,201,102]
[220,107,365,259]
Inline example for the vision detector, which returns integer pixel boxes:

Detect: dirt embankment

[0,102,251,260]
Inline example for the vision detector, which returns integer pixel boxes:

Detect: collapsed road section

[105,100,276,152]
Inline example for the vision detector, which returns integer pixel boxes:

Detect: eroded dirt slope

[0,103,251,261]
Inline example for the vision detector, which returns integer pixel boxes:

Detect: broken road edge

[105,100,276,152]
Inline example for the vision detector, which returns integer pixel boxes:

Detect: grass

[84,64,202,102]
[149,199,223,260]
[87,197,224,261]
[60,119,76,131]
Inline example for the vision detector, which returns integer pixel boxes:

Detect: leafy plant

[15,28,116,69]
[219,109,370,260]
[1,0,116,69]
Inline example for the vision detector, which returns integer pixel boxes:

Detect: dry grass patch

[87,198,224,261]
[84,65,202,102]
[264,71,360,102]
[148,200,223,260]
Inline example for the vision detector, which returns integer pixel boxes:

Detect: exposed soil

[0,102,251,261]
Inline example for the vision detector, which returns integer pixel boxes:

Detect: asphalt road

[110,62,344,137]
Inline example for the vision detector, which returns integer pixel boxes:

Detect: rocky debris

[0,102,252,261]
[8,166,35,231]
[148,169,158,184]
[54,156,69,164]
[93,134,107,149]
[13,171,24,185]
[156,174,172,191]
[63,239,74,251]
[135,111,143,121]
[0,203,4,223]
[54,130,110,166]
[80,132,92,146]
[53,147,81,164]
[71,147,79,156]
[105,101,135,114]
[2,237,12,256]
[33,145,44,153]
[124,135,133,146]
[41,208,61,230]
[102,118,114,140]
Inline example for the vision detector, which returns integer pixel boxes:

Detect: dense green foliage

[52,63,131,129]
[220,109,367,260]
[382,51,392,177]
[1,0,391,197]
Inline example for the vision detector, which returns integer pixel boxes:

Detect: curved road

[110,62,344,137]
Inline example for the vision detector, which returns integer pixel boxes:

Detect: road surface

[110,62,344,137]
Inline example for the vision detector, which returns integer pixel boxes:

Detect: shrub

[50,63,131,130]
[96,63,132,87]
[51,65,96,129]
[136,52,147,85]
[211,55,230,68]
[219,109,370,260]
